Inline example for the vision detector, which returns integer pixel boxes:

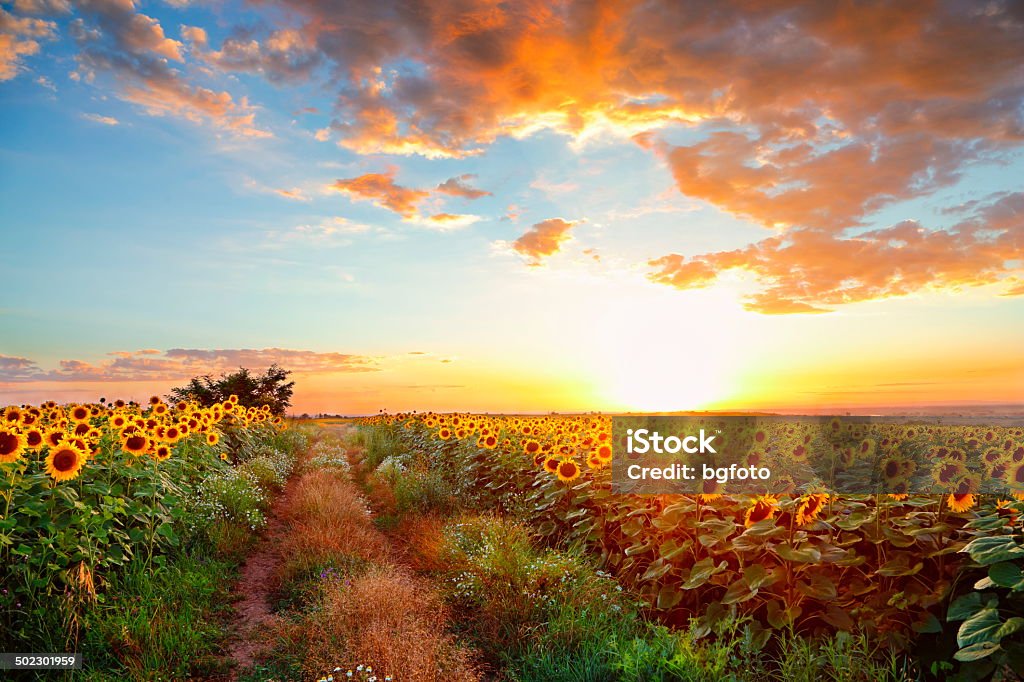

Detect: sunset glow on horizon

[2,0,1023,415]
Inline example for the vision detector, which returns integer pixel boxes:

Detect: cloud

[436,174,491,199]
[0,355,43,381]
[183,24,322,83]
[407,212,481,231]
[12,0,71,14]
[0,7,57,80]
[81,112,119,125]
[653,131,965,231]
[329,171,430,218]
[649,192,1024,314]
[511,218,581,265]
[205,1,1020,164]
[62,0,269,137]
[0,348,380,383]
[274,187,308,201]
[266,217,379,246]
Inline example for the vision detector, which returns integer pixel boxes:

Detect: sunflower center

[0,433,18,455]
[53,449,78,472]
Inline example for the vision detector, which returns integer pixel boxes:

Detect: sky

[1,0,1023,415]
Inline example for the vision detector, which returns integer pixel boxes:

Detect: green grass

[77,552,236,680]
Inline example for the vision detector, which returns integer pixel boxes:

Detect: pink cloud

[0,348,380,383]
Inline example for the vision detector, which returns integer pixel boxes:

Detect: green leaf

[658,538,692,562]
[682,558,728,589]
[640,559,673,582]
[947,592,983,622]
[954,641,1001,662]
[656,584,682,610]
[913,612,942,634]
[624,539,654,556]
[743,564,772,590]
[989,561,1024,590]
[722,579,756,605]
[957,605,1001,648]
[774,544,821,563]
[797,574,837,601]
[876,557,924,577]
[962,535,1024,566]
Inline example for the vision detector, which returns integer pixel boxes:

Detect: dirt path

[225,473,300,678]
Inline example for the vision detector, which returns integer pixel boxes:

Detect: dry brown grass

[287,566,480,681]
[275,469,390,587]
[391,514,447,572]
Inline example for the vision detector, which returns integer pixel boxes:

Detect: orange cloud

[512,218,580,265]
[230,1,1022,160]
[0,7,57,80]
[649,193,1024,314]
[329,171,430,218]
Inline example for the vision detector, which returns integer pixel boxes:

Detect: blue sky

[1,0,1023,413]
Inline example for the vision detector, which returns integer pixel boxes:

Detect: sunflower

[23,427,44,450]
[206,433,219,446]
[43,429,65,448]
[0,428,26,464]
[45,443,86,482]
[947,493,977,513]
[148,395,161,406]
[698,478,725,502]
[154,444,172,462]
[556,459,581,483]
[543,457,560,474]
[523,440,541,456]
[880,455,903,481]
[745,495,779,527]
[3,406,23,424]
[152,402,168,416]
[595,444,613,461]
[121,434,151,456]
[795,493,829,526]
[68,404,91,423]
[933,460,966,485]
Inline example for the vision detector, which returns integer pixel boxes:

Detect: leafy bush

[937,500,1024,679]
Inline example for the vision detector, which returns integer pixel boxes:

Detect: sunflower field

[358,413,1024,679]
[0,396,302,673]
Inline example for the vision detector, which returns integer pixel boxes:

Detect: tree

[167,364,295,415]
